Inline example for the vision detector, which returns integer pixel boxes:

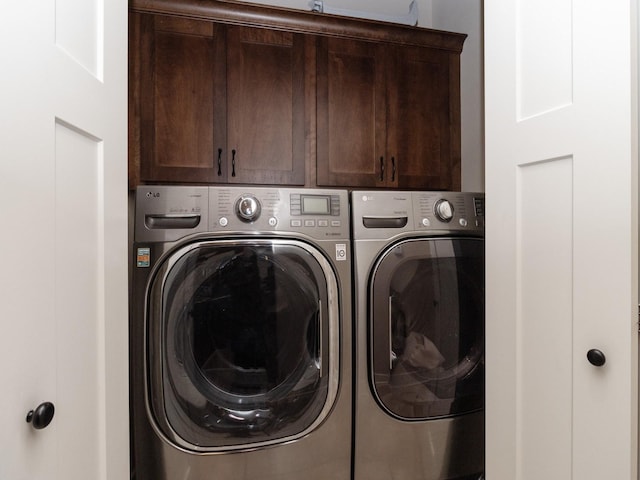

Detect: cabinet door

[316,37,387,187]
[138,15,227,183]
[226,26,305,185]
[388,45,461,190]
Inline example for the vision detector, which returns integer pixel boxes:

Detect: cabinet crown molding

[130,0,466,52]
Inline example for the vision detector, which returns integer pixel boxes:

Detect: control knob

[236,194,261,222]
[434,199,454,222]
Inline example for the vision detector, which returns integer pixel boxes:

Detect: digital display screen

[302,195,331,215]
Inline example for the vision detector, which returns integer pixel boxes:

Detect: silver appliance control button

[459,218,468,227]
[235,195,261,222]
[219,217,228,227]
[422,218,431,227]
[434,199,454,222]
[268,217,277,227]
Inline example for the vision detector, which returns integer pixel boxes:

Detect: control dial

[434,199,454,222]
[236,194,261,222]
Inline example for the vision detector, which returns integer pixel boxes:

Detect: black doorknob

[26,402,55,429]
[587,349,606,367]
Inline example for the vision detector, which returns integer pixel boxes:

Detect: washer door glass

[147,240,336,450]
[370,237,484,420]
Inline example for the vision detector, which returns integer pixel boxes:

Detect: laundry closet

[128,1,486,479]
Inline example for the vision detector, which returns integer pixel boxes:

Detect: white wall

[240,0,484,192]
[240,0,434,26]
[432,0,484,192]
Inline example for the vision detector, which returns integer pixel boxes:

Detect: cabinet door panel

[226,27,305,185]
[389,46,460,190]
[316,37,386,187]
[139,15,227,183]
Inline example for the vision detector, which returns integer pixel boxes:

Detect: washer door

[146,239,339,451]
[369,237,484,420]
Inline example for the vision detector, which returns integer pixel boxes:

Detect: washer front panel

[146,238,340,451]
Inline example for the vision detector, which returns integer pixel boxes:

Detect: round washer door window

[369,237,484,420]
[146,240,338,451]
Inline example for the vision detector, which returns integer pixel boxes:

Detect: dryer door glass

[147,240,336,450]
[370,237,484,420]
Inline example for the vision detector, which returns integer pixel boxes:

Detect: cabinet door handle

[216,148,222,176]
[391,156,396,182]
[232,149,237,177]
[380,156,384,181]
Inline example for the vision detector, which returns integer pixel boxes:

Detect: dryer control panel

[351,190,484,240]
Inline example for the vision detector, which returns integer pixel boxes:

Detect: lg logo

[146,191,161,198]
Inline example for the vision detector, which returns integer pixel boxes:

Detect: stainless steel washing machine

[351,190,485,480]
[130,186,352,480]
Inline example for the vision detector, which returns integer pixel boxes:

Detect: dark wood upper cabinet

[134,14,227,184]
[316,37,387,188]
[226,26,305,185]
[129,0,465,190]
[130,12,306,186]
[390,44,461,190]
[316,37,461,190]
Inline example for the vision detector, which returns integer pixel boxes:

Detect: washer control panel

[135,186,350,242]
[134,186,210,243]
[210,187,348,240]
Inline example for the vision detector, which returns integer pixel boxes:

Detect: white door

[485,0,638,479]
[0,0,128,479]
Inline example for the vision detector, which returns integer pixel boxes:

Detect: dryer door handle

[388,296,395,370]
[363,216,408,229]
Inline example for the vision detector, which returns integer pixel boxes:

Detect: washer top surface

[351,190,484,240]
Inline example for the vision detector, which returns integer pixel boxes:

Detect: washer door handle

[317,300,323,377]
[587,349,606,367]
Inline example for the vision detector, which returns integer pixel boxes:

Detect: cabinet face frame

[129,0,465,190]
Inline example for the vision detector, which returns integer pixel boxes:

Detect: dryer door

[369,237,484,420]
[146,239,339,451]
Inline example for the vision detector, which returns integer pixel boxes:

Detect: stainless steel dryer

[351,190,485,480]
[130,186,352,480]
